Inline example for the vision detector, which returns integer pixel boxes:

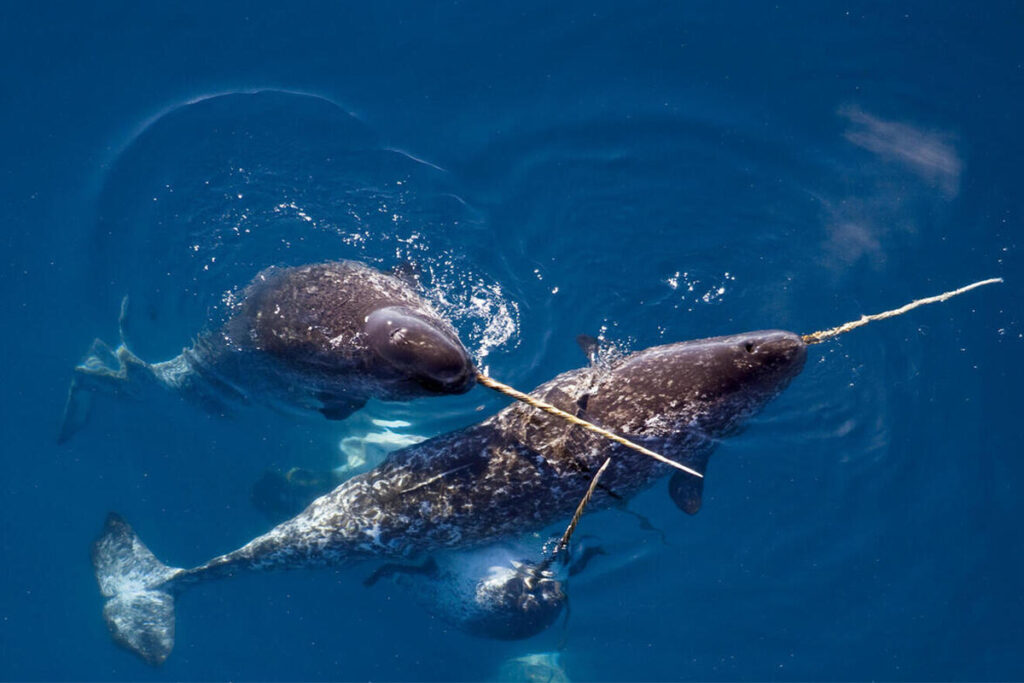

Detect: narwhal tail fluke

[58,337,151,444]
[92,513,186,666]
[58,375,94,445]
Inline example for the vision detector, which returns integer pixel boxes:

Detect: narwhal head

[236,262,477,399]
[364,306,477,395]
[460,560,566,640]
[586,330,807,444]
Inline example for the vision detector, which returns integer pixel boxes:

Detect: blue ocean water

[1,1,1022,680]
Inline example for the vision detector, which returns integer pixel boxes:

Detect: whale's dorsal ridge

[576,334,600,365]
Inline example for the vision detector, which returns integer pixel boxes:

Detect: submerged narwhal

[93,329,807,664]
[60,260,476,441]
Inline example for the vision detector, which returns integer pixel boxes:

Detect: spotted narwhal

[60,260,476,441]
[92,330,806,664]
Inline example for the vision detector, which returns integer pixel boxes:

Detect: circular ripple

[91,90,519,365]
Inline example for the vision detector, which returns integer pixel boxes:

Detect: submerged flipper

[363,557,439,587]
[667,452,710,515]
[91,514,184,665]
[316,393,366,421]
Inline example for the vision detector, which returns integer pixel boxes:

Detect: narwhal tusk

[535,456,613,573]
[480,278,1002,479]
[476,373,703,479]
[554,457,612,557]
[802,278,1003,345]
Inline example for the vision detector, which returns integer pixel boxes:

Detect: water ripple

[90,90,520,373]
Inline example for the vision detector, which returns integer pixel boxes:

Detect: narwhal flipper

[362,557,439,587]
[316,393,366,421]
[667,451,710,515]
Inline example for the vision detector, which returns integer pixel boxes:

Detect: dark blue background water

[2,2,1022,680]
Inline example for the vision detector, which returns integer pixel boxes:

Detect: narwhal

[93,329,806,664]
[60,260,476,442]
[91,278,1001,664]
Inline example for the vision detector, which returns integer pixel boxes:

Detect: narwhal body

[61,260,476,441]
[93,330,807,664]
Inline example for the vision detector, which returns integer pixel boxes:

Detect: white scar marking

[399,464,473,495]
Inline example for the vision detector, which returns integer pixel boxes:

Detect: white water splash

[664,270,736,308]
[425,276,521,367]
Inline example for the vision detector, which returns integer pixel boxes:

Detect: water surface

[1,2,1021,680]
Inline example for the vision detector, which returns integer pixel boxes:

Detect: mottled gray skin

[93,330,805,663]
[207,330,805,570]
[61,261,474,440]
[176,260,475,410]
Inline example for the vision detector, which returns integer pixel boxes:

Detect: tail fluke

[57,376,94,445]
[92,514,184,665]
[58,337,150,444]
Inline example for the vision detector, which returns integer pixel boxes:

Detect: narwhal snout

[737,330,807,380]
[415,341,476,393]
[366,307,476,394]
